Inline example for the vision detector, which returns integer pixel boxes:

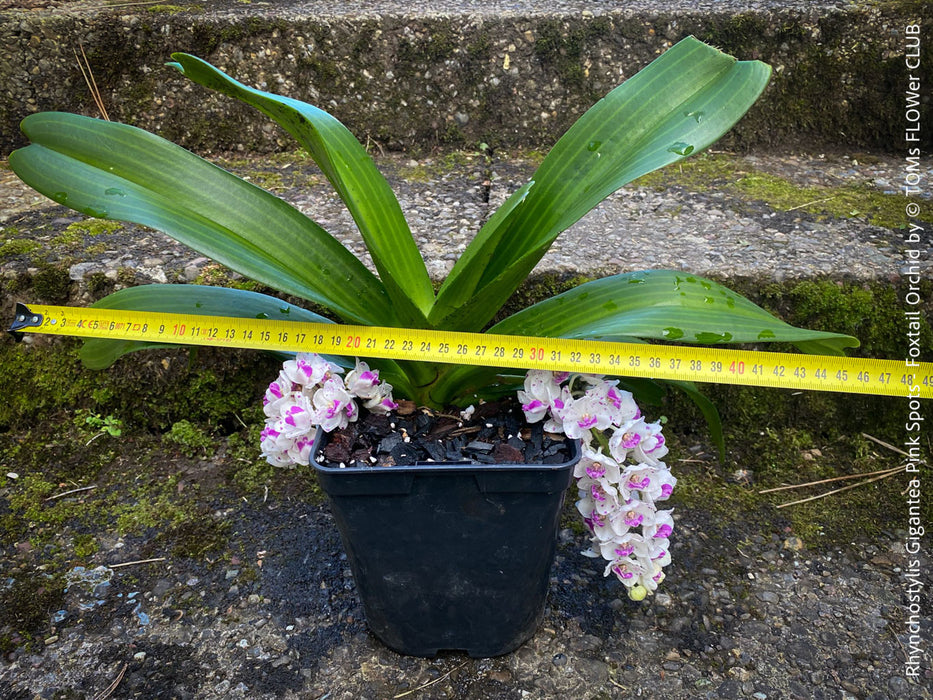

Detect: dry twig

[608,674,627,690]
[774,470,900,509]
[108,557,166,569]
[786,196,834,212]
[45,485,97,501]
[758,466,902,494]
[74,42,110,121]
[84,1,163,10]
[92,663,127,700]
[887,622,911,663]
[392,661,469,699]
[759,430,914,508]
[860,432,910,457]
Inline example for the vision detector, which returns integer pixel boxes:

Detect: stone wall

[1,1,930,155]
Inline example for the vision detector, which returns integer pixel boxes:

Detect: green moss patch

[759,279,933,359]
[162,419,217,457]
[145,4,205,14]
[0,336,316,651]
[0,227,41,257]
[634,152,931,228]
[660,276,931,549]
[0,570,65,655]
[51,219,123,249]
[668,414,923,550]
[398,150,488,183]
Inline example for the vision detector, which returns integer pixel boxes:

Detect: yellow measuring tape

[9,303,932,399]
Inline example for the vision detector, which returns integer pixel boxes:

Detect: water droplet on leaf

[104,187,126,197]
[684,110,704,123]
[662,327,684,340]
[667,142,694,156]
[587,140,602,152]
[695,331,733,343]
[757,330,776,340]
[256,312,269,319]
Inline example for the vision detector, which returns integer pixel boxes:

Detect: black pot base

[312,429,580,657]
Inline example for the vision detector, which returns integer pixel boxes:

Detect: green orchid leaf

[169,53,434,326]
[425,270,857,405]
[488,271,859,355]
[429,238,554,331]
[431,36,772,330]
[79,285,339,369]
[424,365,526,407]
[78,284,417,397]
[426,181,535,325]
[615,377,668,407]
[9,113,396,326]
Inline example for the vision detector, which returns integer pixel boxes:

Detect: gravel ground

[0,457,927,700]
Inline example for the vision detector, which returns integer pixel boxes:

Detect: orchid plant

[9,37,856,412]
[11,37,859,597]
[260,353,673,599]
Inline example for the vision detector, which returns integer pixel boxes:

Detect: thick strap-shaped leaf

[431,37,772,330]
[667,380,725,461]
[10,113,395,326]
[79,285,340,369]
[488,271,859,355]
[429,236,553,331]
[169,53,434,326]
[427,271,856,410]
[78,284,417,397]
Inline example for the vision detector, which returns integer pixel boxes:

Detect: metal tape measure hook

[7,303,44,341]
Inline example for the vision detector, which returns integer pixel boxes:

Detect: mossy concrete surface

[2,143,931,658]
[1,0,930,155]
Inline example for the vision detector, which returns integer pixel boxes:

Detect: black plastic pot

[311,429,580,657]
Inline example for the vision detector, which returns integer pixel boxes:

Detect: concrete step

[2,146,929,313]
[1,0,930,155]
[1,2,929,360]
